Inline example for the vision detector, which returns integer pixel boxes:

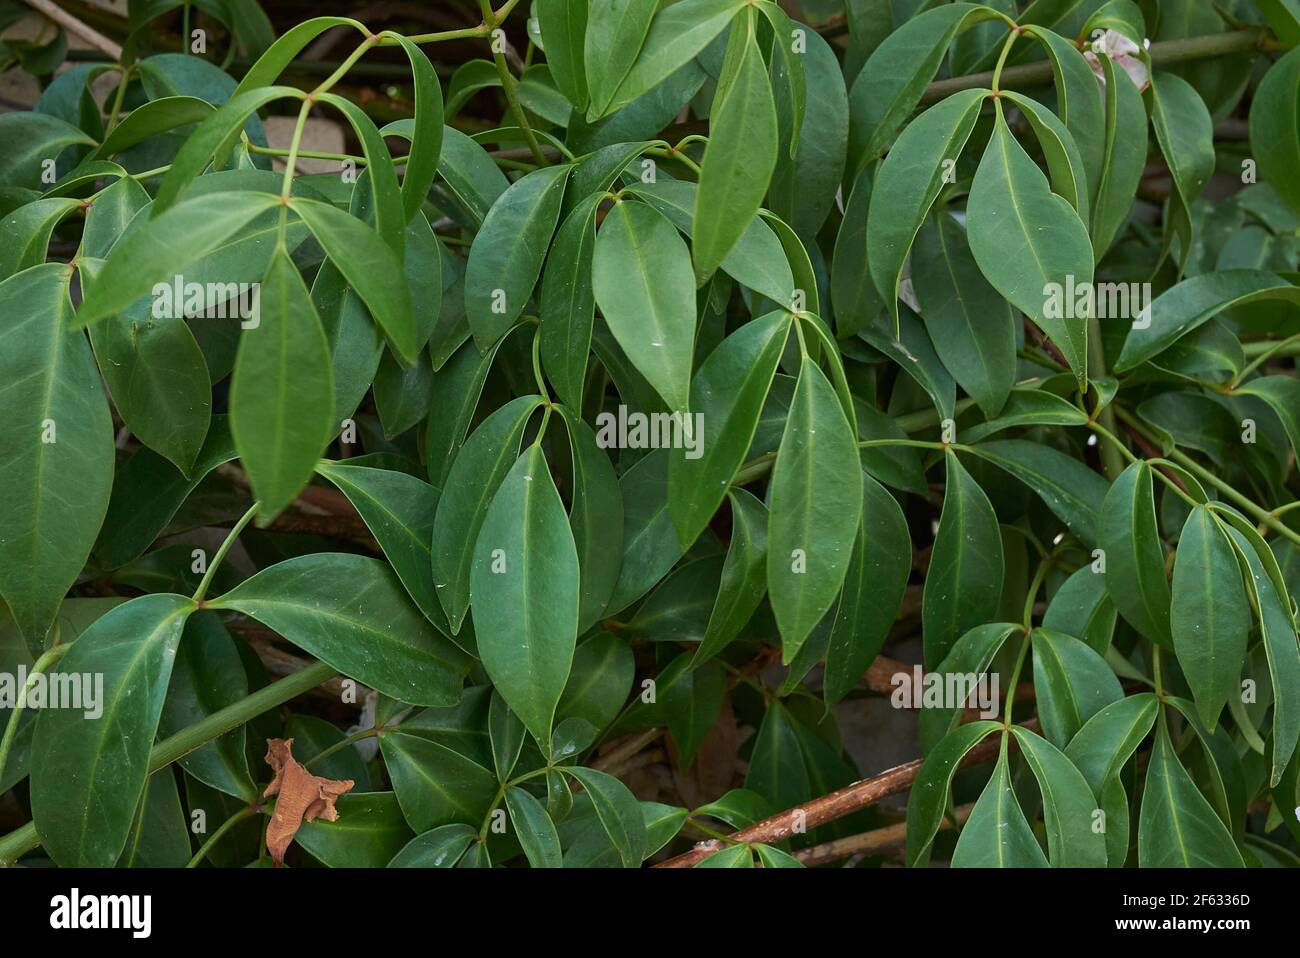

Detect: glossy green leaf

[470,444,580,745]
[0,264,114,653]
[562,766,647,867]
[296,792,414,868]
[692,489,768,667]
[767,357,863,662]
[968,439,1108,548]
[968,108,1094,386]
[380,730,497,832]
[1010,725,1108,867]
[540,192,601,409]
[867,87,987,326]
[584,0,658,119]
[912,212,1016,417]
[691,7,778,283]
[952,737,1048,867]
[31,594,195,866]
[228,247,334,521]
[387,823,476,867]
[1100,461,1173,646]
[906,719,1001,866]
[1170,506,1250,728]
[593,199,697,411]
[210,553,471,706]
[465,164,570,351]
[668,310,790,545]
[823,473,912,707]
[431,395,543,632]
[1138,717,1245,867]
[922,450,1004,667]
[1031,628,1124,749]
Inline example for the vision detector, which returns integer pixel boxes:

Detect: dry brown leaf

[262,738,355,866]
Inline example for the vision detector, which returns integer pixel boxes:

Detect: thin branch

[22,0,122,60]
[657,719,1038,867]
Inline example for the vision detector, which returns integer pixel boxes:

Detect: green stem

[478,0,547,166]
[1242,337,1300,360]
[186,803,262,868]
[1087,316,1125,481]
[1232,330,1300,385]
[193,502,258,602]
[103,66,132,137]
[0,645,67,787]
[305,726,381,769]
[0,660,337,865]
[1003,633,1032,725]
[991,26,1021,92]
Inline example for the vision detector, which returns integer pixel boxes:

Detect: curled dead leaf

[262,738,355,866]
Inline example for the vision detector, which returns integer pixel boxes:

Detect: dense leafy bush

[0,0,1298,870]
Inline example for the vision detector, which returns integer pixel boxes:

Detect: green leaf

[823,473,912,708]
[470,444,580,745]
[1170,506,1250,728]
[0,197,81,280]
[506,786,563,867]
[1221,523,1300,787]
[31,593,195,866]
[290,196,419,364]
[379,730,497,832]
[1090,52,1148,260]
[1115,271,1300,372]
[830,159,883,336]
[81,258,211,475]
[668,310,790,546]
[866,88,987,327]
[1100,461,1173,646]
[847,3,1001,166]
[0,111,96,190]
[92,95,214,159]
[607,0,743,115]
[75,191,280,327]
[489,690,526,782]
[539,192,601,409]
[593,199,697,411]
[1022,25,1107,206]
[152,85,301,211]
[767,357,863,663]
[952,736,1048,867]
[1237,375,1300,461]
[431,395,543,632]
[1043,566,1116,654]
[1250,45,1300,215]
[922,450,1004,667]
[537,0,589,111]
[552,407,623,632]
[158,612,255,801]
[745,700,812,812]
[296,792,414,868]
[388,823,476,867]
[968,107,1094,386]
[906,720,1001,865]
[315,461,446,631]
[1138,717,1245,867]
[695,843,754,867]
[388,35,444,222]
[95,416,237,570]
[691,7,778,283]
[562,766,647,867]
[1148,71,1215,272]
[1065,692,1159,796]
[918,622,1021,752]
[584,0,658,120]
[0,264,114,653]
[1031,628,1124,749]
[465,164,570,350]
[753,843,804,868]
[692,489,768,667]
[1001,91,1090,220]
[229,247,334,521]
[967,439,1108,548]
[210,554,471,706]
[912,212,1016,417]
[1010,725,1108,867]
